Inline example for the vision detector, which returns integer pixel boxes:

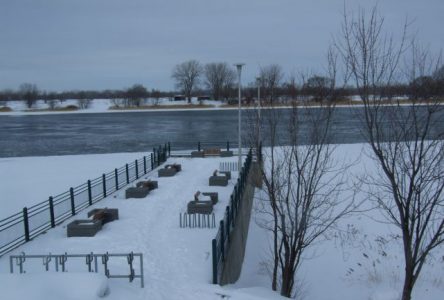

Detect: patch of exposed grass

[0,106,12,112]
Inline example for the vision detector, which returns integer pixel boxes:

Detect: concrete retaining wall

[219,161,261,285]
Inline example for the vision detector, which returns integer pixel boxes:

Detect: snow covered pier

[0,153,249,299]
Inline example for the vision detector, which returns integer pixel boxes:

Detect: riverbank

[2,98,441,116]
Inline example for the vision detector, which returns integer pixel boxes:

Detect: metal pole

[256,76,261,146]
[235,63,244,171]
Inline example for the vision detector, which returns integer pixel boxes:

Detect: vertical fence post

[126,164,129,184]
[150,153,154,170]
[212,239,218,284]
[102,174,107,198]
[226,206,230,239]
[198,141,201,152]
[220,220,225,262]
[115,169,119,191]
[49,196,55,228]
[70,187,75,216]
[135,160,139,179]
[23,207,30,242]
[168,142,171,157]
[143,156,147,174]
[227,141,230,151]
[87,180,92,205]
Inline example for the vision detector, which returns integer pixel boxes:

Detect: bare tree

[19,83,39,108]
[204,62,236,100]
[336,6,444,300]
[126,84,148,107]
[172,60,203,103]
[260,64,284,104]
[250,53,357,298]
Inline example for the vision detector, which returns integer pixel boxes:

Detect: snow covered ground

[0,145,443,299]
[0,153,287,299]
[0,98,227,115]
[235,144,444,300]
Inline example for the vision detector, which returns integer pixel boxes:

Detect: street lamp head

[234,63,245,72]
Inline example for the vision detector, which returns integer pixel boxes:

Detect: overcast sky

[0,0,443,92]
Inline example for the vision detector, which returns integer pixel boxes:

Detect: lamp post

[256,77,261,145]
[235,63,245,171]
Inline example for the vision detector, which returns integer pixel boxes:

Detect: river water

[0,107,442,157]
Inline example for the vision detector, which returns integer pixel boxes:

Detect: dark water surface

[0,107,442,157]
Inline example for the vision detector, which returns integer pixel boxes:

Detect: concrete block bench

[67,219,102,237]
[87,208,119,225]
[209,170,229,186]
[220,150,233,157]
[187,191,216,214]
[191,151,205,158]
[158,164,181,177]
[202,192,218,204]
[191,149,233,158]
[187,201,213,214]
[125,187,150,199]
[136,180,158,190]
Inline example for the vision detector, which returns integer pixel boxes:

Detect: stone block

[125,187,150,199]
[67,219,102,237]
[136,180,158,190]
[191,151,204,158]
[87,208,119,224]
[209,175,228,186]
[220,150,233,157]
[187,200,213,214]
[202,192,219,204]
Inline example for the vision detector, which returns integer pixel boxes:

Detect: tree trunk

[280,264,292,298]
[401,264,414,300]
[271,215,278,291]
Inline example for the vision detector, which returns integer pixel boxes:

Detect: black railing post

[49,196,55,228]
[143,156,147,174]
[226,207,230,239]
[227,141,230,151]
[198,141,201,152]
[150,153,154,170]
[168,142,171,157]
[135,160,139,179]
[87,180,92,205]
[115,169,119,191]
[126,164,129,184]
[23,207,30,242]
[220,220,225,261]
[153,148,157,166]
[70,187,75,216]
[102,174,107,198]
[212,239,218,284]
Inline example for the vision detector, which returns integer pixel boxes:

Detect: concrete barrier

[219,161,261,285]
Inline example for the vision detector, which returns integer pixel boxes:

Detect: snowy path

[0,156,258,299]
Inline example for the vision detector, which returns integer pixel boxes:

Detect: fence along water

[0,144,170,257]
[212,148,254,284]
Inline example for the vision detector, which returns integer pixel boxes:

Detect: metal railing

[211,148,253,284]
[9,252,144,288]
[0,144,169,257]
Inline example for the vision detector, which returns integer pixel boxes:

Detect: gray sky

[0,0,443,91]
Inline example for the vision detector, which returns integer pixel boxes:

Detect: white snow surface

[0,152,148,218]
[0,153,285,299]
[0,273,109,300]
[0,98,227,115]
[0,145,443,299]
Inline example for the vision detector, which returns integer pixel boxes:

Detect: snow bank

[0,273,108,300]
